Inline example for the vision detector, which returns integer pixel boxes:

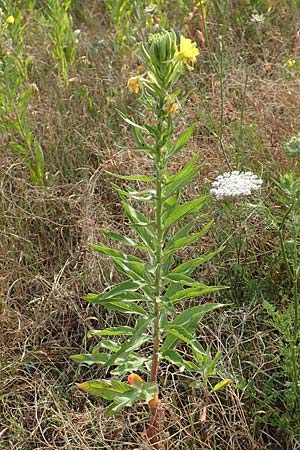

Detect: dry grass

[1,2,300,449]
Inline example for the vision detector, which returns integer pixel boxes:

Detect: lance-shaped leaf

[70,352,110,366]
[163,349,199,372]
[161,303,226,353]
[84,280,144,302]
[91,244,152,284]
[118,110,150,133]
[167,124,196,159]
[166,325,206,355]
[170,284,227,304]
[76,379,132,400]
[105,171,154,182]
[170,247,225,276]
[165,221,213,257]
[164,195,207,230]
[122,200,155,252]
[164,228,212,260]
[104,317,150,367]
[91,243,143,264]
[163,154,201,199]
[85,295,146,315]
[101,229,149,252]
[87,326,134,338]
[132,126,153,155]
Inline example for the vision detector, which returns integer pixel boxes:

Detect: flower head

[6,15,15,25]
[287,58,296,68]
[210,171,263,200]
[178,35,199,68]
[127,76,141,94]
[250,13,265,23]
[166,101,179,114]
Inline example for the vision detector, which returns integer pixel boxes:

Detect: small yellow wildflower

[167,102,179,114]
[178,35,200,65]
[6,15,15,25]
[287,59,296,68]
[127,76,141,94]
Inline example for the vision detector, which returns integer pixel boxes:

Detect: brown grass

[1,1,300,449]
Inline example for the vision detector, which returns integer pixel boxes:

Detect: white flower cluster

[250,13,265,23]
[210,171,263,200]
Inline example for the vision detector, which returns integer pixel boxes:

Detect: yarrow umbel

[210,171,263,200]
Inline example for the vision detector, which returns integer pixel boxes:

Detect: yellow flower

[6,15,15,25]
[178,35,200,66]
[127,76,141,94]
[287,59,296,68]
[167,102,179,114]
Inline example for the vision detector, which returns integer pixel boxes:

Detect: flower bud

[148,29,177,64]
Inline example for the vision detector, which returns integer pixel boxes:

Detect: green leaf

[76,379,132,400]
[118,110,150,133]
[170,284,227,303]
[171,247,225,276]
[101,229,148,252]
[10,141,27,158]
[163,154,201,198]
[91,244,152,284]
[161,303,226,353]
[121,201,155,251]
[100,340,121,352]
[163,349,198,372]
[105,317,149,367]
[105,171,153,182]
[167,325,206,355]
[111,354,149,375]
[168,124,196,158]
[91,300,146,315]
[85,280,144,302]
[105,391,139,416]
[165,221,213,256]
[70,353,110,366]
[164,230,209,259]
[164,196,207,229]
[91,243,143,264]
[87,326,134,338]
[163,273,201,286]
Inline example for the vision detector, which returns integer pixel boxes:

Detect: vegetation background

[1,0,300,449]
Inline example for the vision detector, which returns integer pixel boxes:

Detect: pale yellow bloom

[167,102,179,114]
[287,59,296,68]
[127,76,141,94]
[178,35,200,65]
[6,15,15,25]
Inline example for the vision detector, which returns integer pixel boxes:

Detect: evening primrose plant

[72,30,228,445]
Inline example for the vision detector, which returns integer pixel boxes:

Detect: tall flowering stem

[73,29,227,448]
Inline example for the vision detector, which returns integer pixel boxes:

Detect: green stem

[150,99,165,384]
